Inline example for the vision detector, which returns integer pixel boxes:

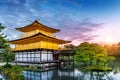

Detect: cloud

[56,18,103,45]
[0,0,104,45]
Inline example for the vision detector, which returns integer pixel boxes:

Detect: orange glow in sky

[104,38,115,44]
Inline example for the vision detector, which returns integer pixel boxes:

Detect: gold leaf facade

[9,20,71,51]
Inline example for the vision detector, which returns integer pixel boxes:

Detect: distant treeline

[104,43,120,57]
[64,42,120,58]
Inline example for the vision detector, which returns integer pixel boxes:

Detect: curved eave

[15,20,60,33]
[9,32,71,44]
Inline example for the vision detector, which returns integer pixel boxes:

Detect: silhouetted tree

[64,44,76,50]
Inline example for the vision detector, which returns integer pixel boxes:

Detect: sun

[105,38,114,44]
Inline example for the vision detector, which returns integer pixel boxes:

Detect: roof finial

[34,17,40,21]
[34,19,41,23]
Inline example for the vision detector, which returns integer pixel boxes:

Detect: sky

[0,0,120,45]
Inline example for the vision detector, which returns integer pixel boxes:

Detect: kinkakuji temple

[9,20,74,67]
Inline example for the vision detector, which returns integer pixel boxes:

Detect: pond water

[22,67,120,80]
[0,67,120,80]
[0,66,120,80]
[1,60,120,80]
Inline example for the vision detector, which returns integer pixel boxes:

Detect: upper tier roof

[15,20,60,33]
[9,32,71,44]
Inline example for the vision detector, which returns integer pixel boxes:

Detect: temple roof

[9,32,71,44]
[15,20,60,33]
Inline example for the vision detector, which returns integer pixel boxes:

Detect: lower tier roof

[9,32,71,44]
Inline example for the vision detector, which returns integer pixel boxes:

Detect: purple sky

[1,0,120,45]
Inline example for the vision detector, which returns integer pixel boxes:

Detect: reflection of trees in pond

[113,67,120,74]
[108,58,120,74]
[90,72,106,80]
[77,70,114,80]
[75,69,87,80]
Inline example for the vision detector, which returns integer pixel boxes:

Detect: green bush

[1,65,24,80]
[3,64,12,68]
[10,74,24,80]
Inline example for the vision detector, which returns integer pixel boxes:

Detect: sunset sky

[0,0,120,45]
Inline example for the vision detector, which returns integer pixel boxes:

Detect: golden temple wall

[14,40,58,50]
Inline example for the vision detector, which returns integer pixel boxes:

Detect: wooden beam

[47,50,48,61]
[27,51,28,63]
[40,50,41,62]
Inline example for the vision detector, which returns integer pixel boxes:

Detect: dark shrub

[3,64,12,68]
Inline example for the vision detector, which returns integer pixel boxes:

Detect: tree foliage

[0,23,14,66]
[104,43,120,58]
[64,44,76,50]
[1,65,24,80]
[104,44,117,56]
[75,42,115,67]
[114,42,120,57]
[0,23,8,49]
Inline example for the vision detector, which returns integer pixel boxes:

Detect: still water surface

[0,67,120,80]
[23,68,120,80]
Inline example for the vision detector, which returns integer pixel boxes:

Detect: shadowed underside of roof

[55,50,75,54]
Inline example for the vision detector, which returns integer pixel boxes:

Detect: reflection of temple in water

[23,70,53,80]
[23,68,75,80]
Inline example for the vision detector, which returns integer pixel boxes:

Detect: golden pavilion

[9,20,74,66]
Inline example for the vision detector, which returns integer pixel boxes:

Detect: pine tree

[0,23,8,53]
[0,23,14,66]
